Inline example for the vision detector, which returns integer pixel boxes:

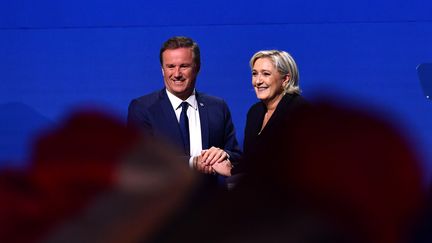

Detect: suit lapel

[197,92,209,149]
[155,89,184,147]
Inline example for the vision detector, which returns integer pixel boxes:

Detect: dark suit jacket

[127,89,242,167]
[241,93,308,171]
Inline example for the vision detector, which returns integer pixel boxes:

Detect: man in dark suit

[127,36,240,179]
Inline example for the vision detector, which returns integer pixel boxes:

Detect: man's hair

[159,36,201,72]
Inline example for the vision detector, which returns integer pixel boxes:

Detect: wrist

[193,156,197,170]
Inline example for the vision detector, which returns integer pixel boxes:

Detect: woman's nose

[255,74,263,84]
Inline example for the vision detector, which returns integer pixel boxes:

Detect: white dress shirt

[166,89,202,167]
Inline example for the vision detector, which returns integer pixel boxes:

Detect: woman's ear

[283,73,290,86]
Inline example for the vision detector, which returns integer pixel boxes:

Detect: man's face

[161,48,198,100]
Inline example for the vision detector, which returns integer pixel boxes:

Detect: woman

[242,50,308,159]
[212,50,307,177]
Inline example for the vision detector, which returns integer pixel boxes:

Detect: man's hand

[201,147,229,166]
[193,155,214,174]
[212,159,233,177]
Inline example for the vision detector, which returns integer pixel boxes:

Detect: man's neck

[166,89,194,101]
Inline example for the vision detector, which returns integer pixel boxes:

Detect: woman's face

[252,57,288,105]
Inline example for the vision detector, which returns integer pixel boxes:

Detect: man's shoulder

[196,92,226,105]
[130,90,164,108]
[134,90,162,102]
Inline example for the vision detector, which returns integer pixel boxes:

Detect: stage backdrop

[1,0,431,178]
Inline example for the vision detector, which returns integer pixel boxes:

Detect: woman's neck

[264,93,284,112]
[259,93,284,134]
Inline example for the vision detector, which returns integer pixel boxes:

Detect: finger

[203,147,217,165]
[212,161,231,177]
[205,165,213,174]
[196,159,206,173]
[217,152,228,163]
[195,155,204,164]
[208,150,226,165]
[205,152,217,165]
[212,162,221,173]
[196,162,203,173]
[207,149,223,165]
[214,152,228,164]
[201,149,211,163]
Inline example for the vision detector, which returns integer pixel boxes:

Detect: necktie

[179,102,190,155]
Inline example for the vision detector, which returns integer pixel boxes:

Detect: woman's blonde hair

[250,50,300,95]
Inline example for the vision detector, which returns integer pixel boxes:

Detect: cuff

[189,156,194,169]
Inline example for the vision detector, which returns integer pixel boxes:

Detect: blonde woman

[242,50,308,162]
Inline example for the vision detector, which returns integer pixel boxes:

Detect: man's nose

[174,67,182,78]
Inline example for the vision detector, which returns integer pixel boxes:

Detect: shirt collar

[166,89,198,111]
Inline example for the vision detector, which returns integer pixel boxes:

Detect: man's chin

[173,90,193,99]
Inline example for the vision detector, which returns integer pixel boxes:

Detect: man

[127,36,240,180]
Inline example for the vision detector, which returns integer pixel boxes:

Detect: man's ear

[193,64,200,74]
[161,67,165,76]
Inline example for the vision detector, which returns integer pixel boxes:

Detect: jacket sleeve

[221,101,242,168]
[127,99,153,136]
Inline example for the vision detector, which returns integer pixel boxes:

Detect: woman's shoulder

[274,94,310,117]
[283,93,309,106]
[246,101,265,117]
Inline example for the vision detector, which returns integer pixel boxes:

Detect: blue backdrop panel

[0,0,431,178]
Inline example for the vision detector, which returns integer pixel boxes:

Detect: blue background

[1,0,431,178]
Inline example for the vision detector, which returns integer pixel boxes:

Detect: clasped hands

[192,146,232,177]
